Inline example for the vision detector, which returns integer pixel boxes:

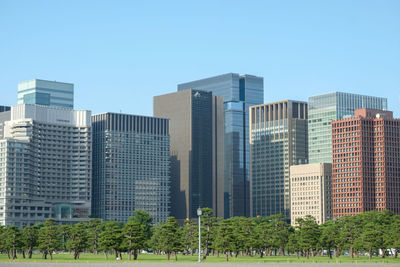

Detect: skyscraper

[308,92,387,164]
[250,100,308,221]
[18,79,74,109]
[0,104,91,227]
[332,108,400,218]
[154,89,224,219]
[91,113,171,224]
[178,73,263,217]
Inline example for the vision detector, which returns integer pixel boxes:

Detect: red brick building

[332,108,400,218]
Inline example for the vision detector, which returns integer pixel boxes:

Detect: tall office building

[332,108,400,218]
[0,104,91,227]
[178,73,263,217]
[250,100,308,221]
[290,163,332,225]
[91,113,171,224]
[18,79,74,109]
[308,92,387,164]
[154,89,224,219]
[0,107,11,139]
[0,106,10,113]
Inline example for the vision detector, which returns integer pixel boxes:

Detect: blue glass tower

[178,73,264,217]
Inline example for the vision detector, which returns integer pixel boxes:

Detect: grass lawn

[0,253,400,263]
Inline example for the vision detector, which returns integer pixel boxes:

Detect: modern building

[0,106,10,113]
[178,73,263,218]
[0,104,91,227]
[332,108,400,218]
[290,163,332,225]
[308,92,387,164]
[91,113,171,224]
[0,107,11,139]
[250,100,308,221]
[18,79,74,109]
[154,89,224,219]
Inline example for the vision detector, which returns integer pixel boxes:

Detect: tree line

[1,209,400,261]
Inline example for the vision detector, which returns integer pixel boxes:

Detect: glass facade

[250,101,308,221]
[308,92,388,164]
[18,79,74,109]
[178,73,263,218]
[92,113,170,224]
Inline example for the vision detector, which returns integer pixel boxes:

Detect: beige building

[290,163,332,225]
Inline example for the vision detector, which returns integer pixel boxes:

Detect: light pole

[197,207,202,263]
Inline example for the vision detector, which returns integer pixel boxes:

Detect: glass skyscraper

[178,73,263,218]
[250,100,308,221]
[308,92,387,163]
[154,90,224,219]
[18,79,74,109]
[91,113,171,224]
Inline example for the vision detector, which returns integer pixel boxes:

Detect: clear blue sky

[1,0,399,116]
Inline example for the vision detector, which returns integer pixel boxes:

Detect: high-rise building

[18,79,74,109]
[250,100,308,221]
[154,89,224,219]
[308,92,387,164]
[0,104,91,227]
[91,113,171,224]
[0,107,11,139]
[332,108,400,218]
[290,163,332,225]
[0,106,10,113]
[178,73,263,217]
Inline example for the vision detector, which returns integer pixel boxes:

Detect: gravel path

[0,263,398,267]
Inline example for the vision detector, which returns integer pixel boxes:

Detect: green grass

[1,253,400,263]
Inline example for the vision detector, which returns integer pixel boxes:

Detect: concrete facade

[290,163,332,225]
[250,100,308,221]
[154,89,224,219]
[91,113,171,224]
[0,104,91,226]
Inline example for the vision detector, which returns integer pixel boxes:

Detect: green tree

[67,222,90,260]
[99,221,123,260]
[319,220,338,259]
[87,219,104,254]
[132,210,153,240]
[37,219,61,260]
[59,224,72,252]
[254,221,273,257]
[123,218,146,260]
[338,215,362,258]
[286,231,300,258]
[214,218,235,261]
[296,215,320,258]
[182,219,198,256]
[4,226,23,259]
[155,217,182,261]
[268,214,290,255]
[200,208,217,259]
[22,225,38,259]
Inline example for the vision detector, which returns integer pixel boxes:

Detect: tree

[132,210,153,241]
[319,220,338,259]
[4,226,23,259]
[155,217,182,261]
[99,221,123,260]
[37,219,61,260]
[296,215,320,258]
[22,225,38,259]
[182,219,197,255]
[123,218,146,260]
[67,222,90,260]
[338,215,362,258]
[87,219,104,254]
[269,214,291,255]
[254,221,273,257]
[214,218,235,261]
[200,208,217,259]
